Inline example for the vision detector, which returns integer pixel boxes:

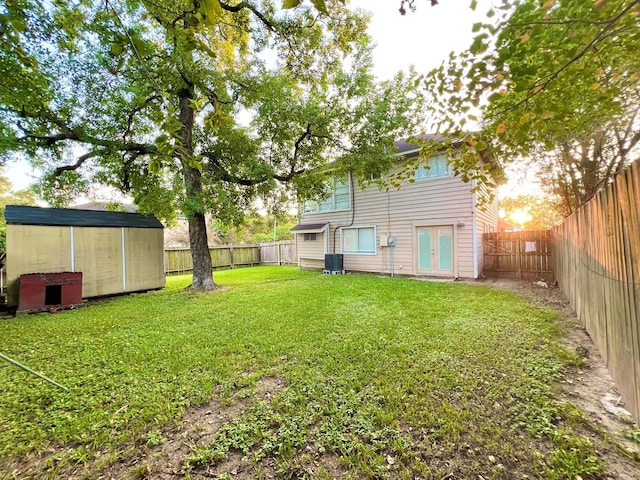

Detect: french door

[417,226,453,274]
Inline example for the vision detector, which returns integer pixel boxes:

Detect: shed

[4,205,165,307]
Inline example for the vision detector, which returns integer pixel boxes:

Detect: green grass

[0,267,604,479]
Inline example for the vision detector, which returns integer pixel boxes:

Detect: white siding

[297,164,481,278]
[295,230,326,269]
[473,182,499,276]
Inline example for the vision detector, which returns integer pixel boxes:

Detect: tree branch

[218,1,277,33]
[202,150,308,186]
[486,0,640,121]
[53,151,100,176]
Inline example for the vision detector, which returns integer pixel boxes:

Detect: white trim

[70,226,75,272]
[121,227,126,291]
[340,225,377,256]
[397,147,421,156]
[324,228,329,255]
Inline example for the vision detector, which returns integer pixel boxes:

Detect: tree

[0,169,37,250]
[420,0,640,212]
[213,212,296,244]
[500,194,563,231]
[1,0,425,290]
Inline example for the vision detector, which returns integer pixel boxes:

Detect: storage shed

[4,205,165,307]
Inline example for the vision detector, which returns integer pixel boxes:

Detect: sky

[4,0,498,196]
[348,0,489,80]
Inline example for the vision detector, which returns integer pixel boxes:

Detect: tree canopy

[0,0,425,289]
[420,0,640,214]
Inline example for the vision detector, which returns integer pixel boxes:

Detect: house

[291,138,498,279]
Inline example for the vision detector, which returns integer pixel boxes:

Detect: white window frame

[412,153,451,181]
[304,174,351,214]
[340,225,377,256]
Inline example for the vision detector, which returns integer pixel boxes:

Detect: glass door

[417,226,453,274]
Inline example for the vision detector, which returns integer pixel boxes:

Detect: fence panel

[232,245,261,267]
[166,242,295,274]
[279,241,297,265]
[554,160,640,423]
[259,241,297,265]
[483,230,554,281]
[164,248,193,274]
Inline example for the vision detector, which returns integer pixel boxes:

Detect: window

[412,154,451,180]
[341,226,376,254]
[304,176,350,213]
[304,233,317,241]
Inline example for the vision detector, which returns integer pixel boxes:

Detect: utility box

[18,272,83,313]
[323,254,344,275]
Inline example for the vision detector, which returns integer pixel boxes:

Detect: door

[417,226,453,275]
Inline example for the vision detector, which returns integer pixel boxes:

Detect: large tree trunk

[178,87,217,291]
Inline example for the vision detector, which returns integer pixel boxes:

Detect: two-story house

[291,138,498,279]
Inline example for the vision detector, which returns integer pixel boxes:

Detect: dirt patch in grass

[481,277,640,479]
[98,375,286,480]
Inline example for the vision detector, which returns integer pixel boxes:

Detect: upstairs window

[412,154,451,180]
[304,176,350,213]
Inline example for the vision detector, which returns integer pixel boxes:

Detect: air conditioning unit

[323,254,344,275]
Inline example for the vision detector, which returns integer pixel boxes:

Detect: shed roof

[5,205,164,229]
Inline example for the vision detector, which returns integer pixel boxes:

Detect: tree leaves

[282,0,302,9]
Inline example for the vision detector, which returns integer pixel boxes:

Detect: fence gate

[483,230,554,281]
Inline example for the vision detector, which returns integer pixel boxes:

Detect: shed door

[417,226,453,275]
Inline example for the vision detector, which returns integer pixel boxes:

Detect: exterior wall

[473,183,500,277]
[295,230,327,269]
[125,227,166,292]
[296,167,482,278]
[6,224,164,306]
[6,225,72,305]
[74,227,124,298]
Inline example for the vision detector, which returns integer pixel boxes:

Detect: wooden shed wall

[125,227,165,292]
[74,227,123,298]
[6,225,72,305]
[6,225,164,306]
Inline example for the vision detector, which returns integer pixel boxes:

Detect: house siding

[295,230,327,269]
[299,167,482,278]
[473,182,500,276]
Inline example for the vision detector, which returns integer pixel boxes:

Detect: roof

[395,134,451,154]
[5,205,164,229]
[290,222,328,233]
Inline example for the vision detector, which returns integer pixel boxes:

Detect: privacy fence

[483,230,554,281]
[554,160,640,422]
[164,240,297,275]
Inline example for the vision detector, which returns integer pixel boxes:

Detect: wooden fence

[259,241,297,265]
[483,230,554,281]
[164,241,297,274]
[554,160,640,423]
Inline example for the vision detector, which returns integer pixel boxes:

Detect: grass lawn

[0,267,605,479]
